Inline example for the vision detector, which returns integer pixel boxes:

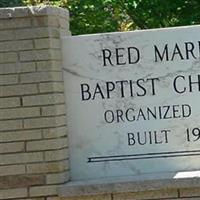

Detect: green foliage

[66,0,200,34]
[1,0,200,35]
[120,0,200,29]
[66,0,122,35]
[0,0,24,7]
[23,0,65,6]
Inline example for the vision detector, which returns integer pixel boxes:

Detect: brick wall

[0,6,69,200]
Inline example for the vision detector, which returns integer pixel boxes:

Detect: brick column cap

[0,5,69,19]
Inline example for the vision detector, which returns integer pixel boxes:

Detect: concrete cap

[0,6,69,19]
[59,171,200,197]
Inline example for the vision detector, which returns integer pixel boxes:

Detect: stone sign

[62,25,200,181]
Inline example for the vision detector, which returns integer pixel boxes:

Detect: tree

[1,0,200,35]
[65,0,124,35]
[0,0,24,7]
[55,0,200,34]
[119,0,200,29]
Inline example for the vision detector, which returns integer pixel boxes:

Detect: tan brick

[0,62,36,74]
[24,115,66,129]
[0,165,25,176]
[180,187,200,197]
[0,74,18,85]
[0,107,40,120]
[0,152,43,165]
[0,97,20,108]
[169,198,200,200]
[60,29,71,37]
[18,62,37,73]
[23,93,65,106]
[47,197,60,200]
[0,18,31,30]
[20,49,61,61]
[39,82,64,93]
[46,171,69,184]
[0,7,29,18]
[0,119,22,131]
[59,18,69,29]
[113,189,178,200]
[15,27,60,40]
[0,129,42,142]
[0,142,24,153]
[0,175,45,189]
[30,185,57,197]
[27,137,68,151]
[27,160,68,174]
[36,60,62,71]
[32,16,50,27]
[20,71,62,83]
[34,38,60,49]
[0,84,38,97]
[0,40,33,52]
[21,198,45,200]
[64,160,69,170]
[0,30,14,41]
[42,126,67,139]
[0,52,17,63]
[41,104,65,116]
[33,16,59,27]
[0,63,16,74]
[45,148,68,161]
[0,188,27,199]
[60,194,112,200]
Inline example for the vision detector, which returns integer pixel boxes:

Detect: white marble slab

[62,25,200,181]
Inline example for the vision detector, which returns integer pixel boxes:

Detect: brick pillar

[0,6,70,200]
